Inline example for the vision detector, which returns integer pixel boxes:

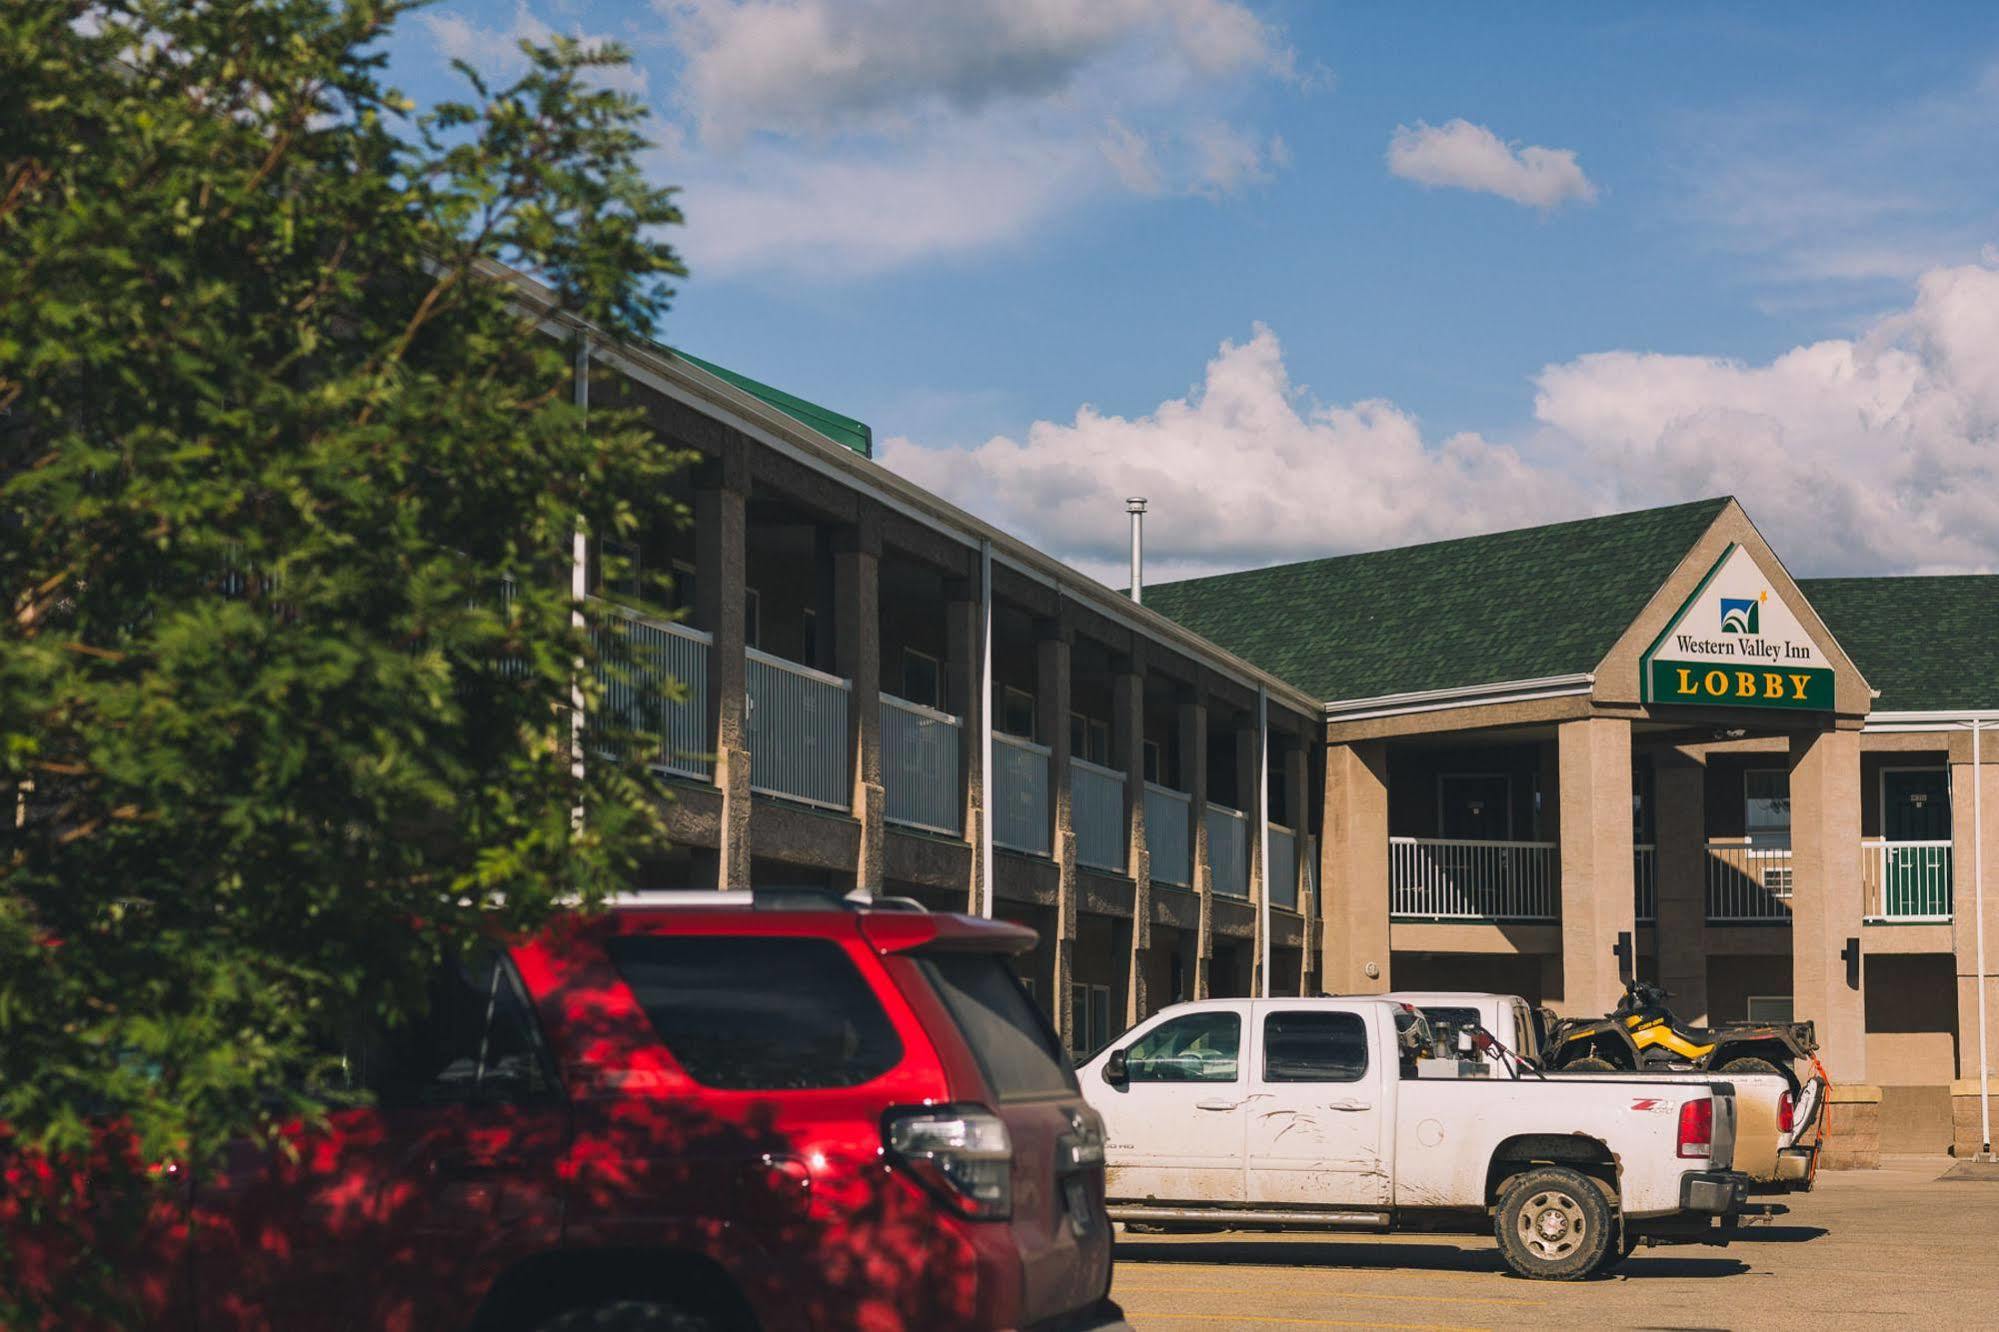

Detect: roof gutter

[1323,673,1597,724]
[502,267,1322,719]
[1865,709,1999,732]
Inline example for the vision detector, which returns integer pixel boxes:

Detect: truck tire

[1494,1166,1614,1280]
[1718,1056,1783,1079]
[533,1301,721,1332]
[1562,1056,1617,1072]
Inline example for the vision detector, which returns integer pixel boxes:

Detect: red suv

[17,895,1126,1331]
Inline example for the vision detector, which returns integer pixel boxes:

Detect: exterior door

[1094,1006,1249,1203]
[1245,1005,1390,1208]
[1882,768,1952,917]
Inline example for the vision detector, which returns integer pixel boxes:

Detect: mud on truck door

[1098,1004,1251,1202]
[1245,1003,1391,1208]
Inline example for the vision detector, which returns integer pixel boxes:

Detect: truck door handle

[1325,1101,1373,1112]
[1195,1099,1238,1111]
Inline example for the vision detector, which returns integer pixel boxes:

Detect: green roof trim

[671,349,873,458]
[1798,575,1999,712]
[1143,498,1733,702]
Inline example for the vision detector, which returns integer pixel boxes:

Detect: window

[1124,1011,1240,1083]
[920,953,1076,1100]
[1746,995,1794,1023]
[363,951,559,1108]
[606,935,902,1090]
[1069,714,1111,766]
[1069,982,1113,1061]
[902,648,942,709]
[669,559,697,616]
[1416,1006,1484,1058]
[744,588,762,650]
[1002,686,1036,740]
[1745,769,1791,841]
[600,538,642,600]
[799,606,818,669]
[1143,740,1162,785]
[1261,1010,1369,1083]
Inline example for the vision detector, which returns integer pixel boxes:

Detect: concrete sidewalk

[1111,1157,1999,1330]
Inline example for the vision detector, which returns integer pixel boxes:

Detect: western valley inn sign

[1640,544,1836,711]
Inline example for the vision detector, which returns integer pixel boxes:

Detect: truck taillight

[1778,1091,1795,1135]
[884,1106,1013,1219]
[1678,1097,1714,1158]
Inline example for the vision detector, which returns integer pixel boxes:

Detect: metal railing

[993,733,1052,856]
[1206,803,1250,898]
[1388,837,1560,921]
[595,603,712,780]
[1862,839,1953,922]
[1706,840,1793,922]
[746,647,851,810]
[1071,758,1127,873]
[881,695,961,834]
[1634,844,1657,923]
[1145,783,1193,887]
[1268,824,1298,910]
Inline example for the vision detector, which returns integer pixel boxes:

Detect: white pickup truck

[1380,990,1824,1190]
[1079,996,1751,1279]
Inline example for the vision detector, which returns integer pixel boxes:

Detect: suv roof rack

[604,888,929,913]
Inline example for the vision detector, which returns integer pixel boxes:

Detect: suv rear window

[606,935,902,1089]
[918,953,1076,1101]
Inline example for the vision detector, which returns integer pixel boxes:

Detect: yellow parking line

[1118,1313,1490,1331]
[1117,1284,1543,1308]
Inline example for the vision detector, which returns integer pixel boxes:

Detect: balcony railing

[595,603,712,780]
[881,695,961,834]
[1071,758,1127,873]
[1144,783,1192,887]
[1706,841,1793,922]
[1634,844,1657,923]
[993,733,1052,856]
[1389,837,1559,921]
[1863,839,1953,922]
[1206,803,1250,898]
[1268,823,1298,910]
[746,648,850,810]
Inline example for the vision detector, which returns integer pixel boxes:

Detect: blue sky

[386,1,1999,584]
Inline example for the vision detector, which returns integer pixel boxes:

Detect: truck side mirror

[1102,1048,1128,1089]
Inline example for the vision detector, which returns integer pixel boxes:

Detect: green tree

[0,2,686,1319]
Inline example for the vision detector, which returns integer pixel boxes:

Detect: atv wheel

[1563,1056,1618,1072]
[1495,1166,1614,1280]
[1718,1056,1784,1079]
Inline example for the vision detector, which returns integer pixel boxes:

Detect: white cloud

[1387,119,1596,210]
[881,261,1999,585]
[422,3,649,95]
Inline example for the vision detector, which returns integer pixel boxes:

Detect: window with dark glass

[364,951,559,1107]
[1261,1010,1369,1083]
[1124,1011,1240,1083]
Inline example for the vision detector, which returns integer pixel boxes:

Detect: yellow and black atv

[1546,978,1818,1096]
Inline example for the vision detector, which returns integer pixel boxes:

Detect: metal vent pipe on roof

[1126,498,1147,604]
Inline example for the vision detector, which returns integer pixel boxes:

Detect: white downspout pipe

[1126,498,1146,605]
[1258,686,1271,999]
[979,539,995,918]
[1976,716,1991,1157]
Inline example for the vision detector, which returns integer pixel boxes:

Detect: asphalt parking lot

[1110,1157,1999,1330]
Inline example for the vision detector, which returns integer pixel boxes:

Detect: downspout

[571,336,590,829]
[1258,685,1271,999]
[1126,498,1146,605]
[980,539,995,918]
[1977,717,1991,1157]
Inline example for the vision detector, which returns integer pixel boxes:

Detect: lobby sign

[1641,544,1834,710]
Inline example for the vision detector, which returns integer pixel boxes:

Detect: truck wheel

[533,1301,721,1332]
[1718,1056,1783,1079]
[1590,1221,1641,1276]
[1494,1166,1614,1281]
[1563,1056,1617,1072]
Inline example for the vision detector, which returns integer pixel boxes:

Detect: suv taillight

[1678,1097,1714,1158]
[1778,1091,1796,1135]
[884,1106,1013,1219]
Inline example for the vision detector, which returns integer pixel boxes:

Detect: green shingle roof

[1144,499,1732,702]
[1798,575,1999,712]
[671,350,873,458]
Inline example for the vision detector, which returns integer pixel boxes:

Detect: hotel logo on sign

[1640,545,1835,711]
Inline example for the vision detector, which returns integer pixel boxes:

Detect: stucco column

[1951,726,1999,1084]
[1321,739,1390,994]
[1114,659,1152,1025]
[1038,625,1076,1045]
[695,466,750,889]
[945,581,983,911]
[1790,726,1866,1081]
[1654,748,1710,1024]
[1554,716,1637,1017]
[1179,691,1212,998]
[834,519,883,891]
